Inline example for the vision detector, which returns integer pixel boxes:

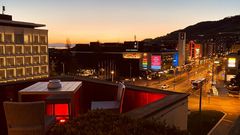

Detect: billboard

[228,58,236,67]
[151,55,161,70]
[123,53,141,59]
[142,53,148,70]
[173,53,179,67]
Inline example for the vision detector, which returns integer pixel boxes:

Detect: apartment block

[0,14,48,83]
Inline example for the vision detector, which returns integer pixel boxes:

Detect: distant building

[177,32,186,66]
[225,53,240,82]
[0,14,48,83]
[230,44,240,53]
[186,40,203,64]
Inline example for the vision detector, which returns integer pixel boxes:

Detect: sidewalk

[209,113,238,135]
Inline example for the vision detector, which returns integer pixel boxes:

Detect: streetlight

[212,58,215,86]
[111,70,114,82]
[173,67,176,91]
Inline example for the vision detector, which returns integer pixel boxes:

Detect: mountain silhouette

[144,15,240,44]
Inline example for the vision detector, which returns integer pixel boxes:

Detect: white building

[0,14,48,83]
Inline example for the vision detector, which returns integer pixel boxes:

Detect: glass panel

[16,57,24,66]
[25,67,32,76]
[7,69,15,78]
[16,46,23,54]
[6,57,14,66]
[14,34,24,44]
[4,34,13,44]
[33,35,39,44]
[0,46,4,54]
[0,57,4,67]
[0,70,5,79]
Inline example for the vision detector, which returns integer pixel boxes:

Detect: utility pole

[212,58,214,86]
[173,68,176,91]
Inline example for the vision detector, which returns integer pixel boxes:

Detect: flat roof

[0,16,45,28]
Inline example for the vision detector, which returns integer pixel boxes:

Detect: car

[160,84,170,89]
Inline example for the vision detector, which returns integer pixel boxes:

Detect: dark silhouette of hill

[144,15,240,44]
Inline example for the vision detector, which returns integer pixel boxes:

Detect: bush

[48,110,187,135]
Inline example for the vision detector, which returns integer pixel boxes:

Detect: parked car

[160,84,170,89]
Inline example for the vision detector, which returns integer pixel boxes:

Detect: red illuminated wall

[122,90,166,113]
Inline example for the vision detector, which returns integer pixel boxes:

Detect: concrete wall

[150,98,188,130]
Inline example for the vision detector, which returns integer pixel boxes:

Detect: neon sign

[151,55,161,70]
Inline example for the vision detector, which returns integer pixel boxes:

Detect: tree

[65,38,71,49]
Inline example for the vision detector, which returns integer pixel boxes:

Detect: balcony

[0,77,188,135]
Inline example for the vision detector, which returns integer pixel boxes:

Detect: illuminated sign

[151,55,161,70]
[142,53,148,69]
[173,53,179,67]
[226,75,236,81]
[123,53,141,59]
[228,58,236,67]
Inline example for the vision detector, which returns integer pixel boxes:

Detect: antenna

[2,6,5,14]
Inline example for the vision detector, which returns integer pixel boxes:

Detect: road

[133,61,240,134]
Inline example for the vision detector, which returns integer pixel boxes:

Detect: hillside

[145,15,240,44]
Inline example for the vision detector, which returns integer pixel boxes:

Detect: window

[41,66,48,73]
[16,68,24,77]
[14,34,24,44]
[41,55,48,64]
[0,57,4,67]
[40,46,47,53]
[24,46,32,54]
[33,56,40,64]
[4,34,13,44]
[33,66,40,75]
[25,67,32,76]
[0,45,4,54]
[15,46,23,54]
[32,46,39,54]
[6,69,15,78]
[0,33,3,43]
[25,56,32,65]
[40,36,47,44]
[0,70,5,79]
[5,45,14,54]
[24,34,32,44]
[33,35,39,44]
[16,57,24,66]
[6,57,14,66]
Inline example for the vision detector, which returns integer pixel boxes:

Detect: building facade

[0,14,48,83]
[225,53,240,82]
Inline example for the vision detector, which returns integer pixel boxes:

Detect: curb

[207,112,227,135]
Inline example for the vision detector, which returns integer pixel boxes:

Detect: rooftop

[0,14,45,28]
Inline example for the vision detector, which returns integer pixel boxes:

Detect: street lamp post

[173,68,176,91]
[212,58,215,86]
[111,70,114,82]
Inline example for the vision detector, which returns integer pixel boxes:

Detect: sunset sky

[3,0,240,44]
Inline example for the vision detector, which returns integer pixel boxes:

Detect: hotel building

[0,14,48,83]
